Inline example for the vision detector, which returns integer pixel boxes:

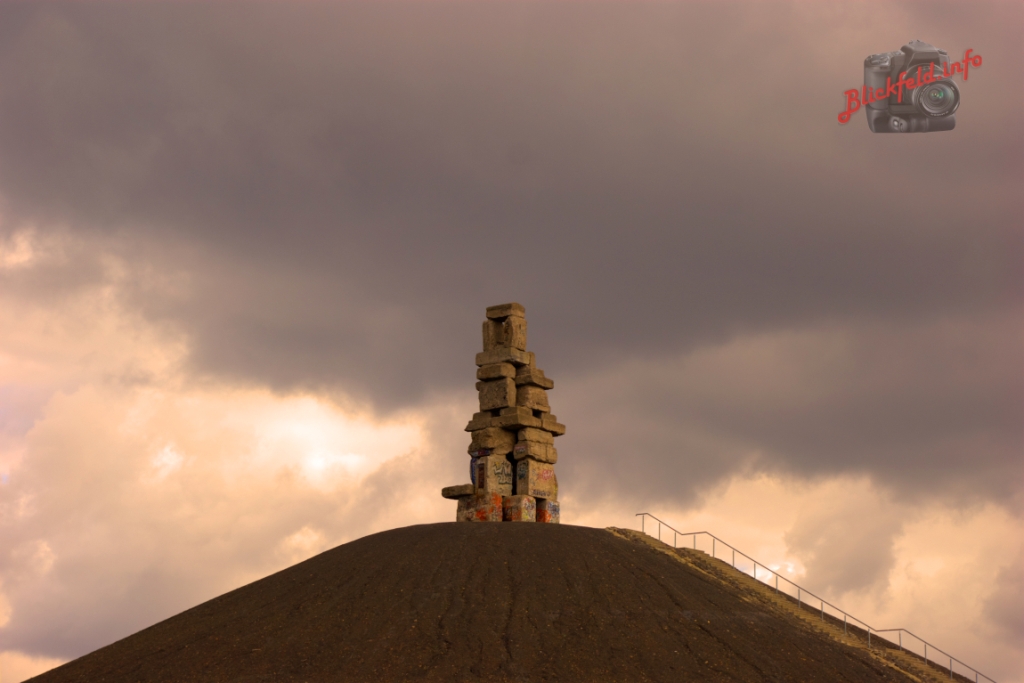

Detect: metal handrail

[636,512,997,683]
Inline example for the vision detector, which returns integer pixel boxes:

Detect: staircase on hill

[632,513,997,683]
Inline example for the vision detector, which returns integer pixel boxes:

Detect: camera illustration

[864,40,959,133]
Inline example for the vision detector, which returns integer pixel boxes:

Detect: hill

[30,523,944,682]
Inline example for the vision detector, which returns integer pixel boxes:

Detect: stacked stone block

[441,303,565,524]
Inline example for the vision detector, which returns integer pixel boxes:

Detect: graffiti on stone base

[494,461,513,486]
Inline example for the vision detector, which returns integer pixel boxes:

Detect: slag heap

[441,303,565,523]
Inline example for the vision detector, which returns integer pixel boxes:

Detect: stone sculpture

[441,303,564,523]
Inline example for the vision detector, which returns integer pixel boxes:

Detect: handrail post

[692,534,696,550]
[732,549,735,567]
[712,537,715,558]
[641,515,644,534]
[868,627,871,648]
[924,643,927,664]
[820,600,824,621]
[899,631,902,651]
[674,530,677,548]
[844,613,847,635]
[775,573,778,593]
[798,587,801,608]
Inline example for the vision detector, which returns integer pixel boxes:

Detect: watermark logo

[839,42,982,133]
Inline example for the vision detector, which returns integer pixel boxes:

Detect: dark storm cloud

[556,311,1023,508]
[0,1,1020,501]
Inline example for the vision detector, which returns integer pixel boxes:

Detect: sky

[0,1,1021,681]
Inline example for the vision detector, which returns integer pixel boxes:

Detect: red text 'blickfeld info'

[838,49,983,124]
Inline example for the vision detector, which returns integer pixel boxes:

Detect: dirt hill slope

[31,523,926,683]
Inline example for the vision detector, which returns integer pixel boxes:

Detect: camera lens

[914,80,960,117]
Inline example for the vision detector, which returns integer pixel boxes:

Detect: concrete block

[476,348,534,368]
[483,317,527,352]
[442,484,474,499]
[456,496,475,522]
[504,316,527,350]
[492,406,543,430]
[473,454,514,496]
[467,491,503,522]
[516,385,550,413]
[518,427,554,445]
[477,363,516,381]
[483,321,500,351]
[537,499,560,524]
[485,302,526,320]
[512,441,558,464]
[468,427,516,456]
[541,414,566,436]
[515,367,554,390]
[478,377,516,411]
[516,458,558,500]
[465,412,496,432]
[502,495,537,522]
[500,406,533,417]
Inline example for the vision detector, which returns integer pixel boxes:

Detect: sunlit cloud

[0,651,66,682]
[0,245,464,679]
[0,230,38,270]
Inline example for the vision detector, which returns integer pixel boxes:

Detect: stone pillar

[442,303,565,523]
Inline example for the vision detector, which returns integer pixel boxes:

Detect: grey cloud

[555,313,1022,508]
[783,500,903,595]
[0,2,1020,502]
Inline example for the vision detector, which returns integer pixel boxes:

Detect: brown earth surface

[30,523,942,683]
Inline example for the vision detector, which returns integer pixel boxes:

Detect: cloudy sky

[0,1,1021,681]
